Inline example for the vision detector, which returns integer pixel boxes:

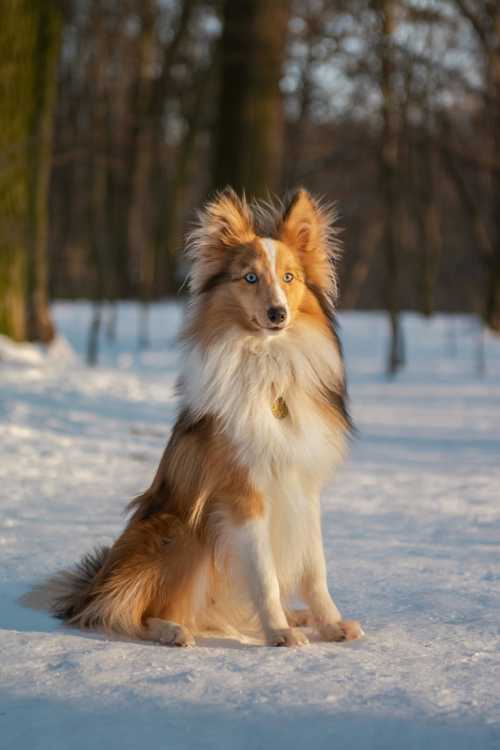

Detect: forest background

[1,0,499,373]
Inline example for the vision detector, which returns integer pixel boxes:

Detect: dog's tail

[20,546,110,621]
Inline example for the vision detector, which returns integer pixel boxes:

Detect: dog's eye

[244,272,258,284]
[283,272,294,283]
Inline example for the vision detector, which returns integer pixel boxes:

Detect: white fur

[228,516,288,636]
[260,238,287,309]
[208,476,342,639]
[181,317,345,484]
[180,315,347,638]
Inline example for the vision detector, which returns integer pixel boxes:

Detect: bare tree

[373,0,405,374]
[449,0,500,333]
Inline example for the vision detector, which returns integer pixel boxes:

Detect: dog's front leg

[301,512,364,642]
[230,517,309,647]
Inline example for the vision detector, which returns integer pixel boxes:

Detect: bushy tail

[20,546,110,622]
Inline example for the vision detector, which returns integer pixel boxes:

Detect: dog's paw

[268,627,310,647]
[319,619,365,642]
[340,620,365,640]
[146,618,195,647]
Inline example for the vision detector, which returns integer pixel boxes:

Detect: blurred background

[1,0,499,372]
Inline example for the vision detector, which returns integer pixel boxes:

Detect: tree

[127,0,199,343]
[373,0,405,374]
[212,0,291,198]
[446,0,500,333]
[0,0,62,343]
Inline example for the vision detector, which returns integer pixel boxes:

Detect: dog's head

[186,187,340,336]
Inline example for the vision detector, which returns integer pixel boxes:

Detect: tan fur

[187,189,256,296]
[25,187,363,647]
[59,413,266,637]
[182,236,306,345]
[279,189,340,299]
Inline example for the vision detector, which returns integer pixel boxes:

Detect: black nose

[267,306,287,324]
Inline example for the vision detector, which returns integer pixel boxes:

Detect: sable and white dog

[27,188,363,647]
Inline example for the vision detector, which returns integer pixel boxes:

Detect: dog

[26,187,363,647]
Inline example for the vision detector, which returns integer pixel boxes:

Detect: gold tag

[272,396,289,419]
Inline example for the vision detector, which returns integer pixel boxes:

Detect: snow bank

[1,303,499,749]
[0,333,77,368]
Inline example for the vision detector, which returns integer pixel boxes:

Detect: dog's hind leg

[66,513,207,644]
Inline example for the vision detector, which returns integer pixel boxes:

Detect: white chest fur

[181,320,346,486]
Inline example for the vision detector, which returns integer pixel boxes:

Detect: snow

[1,302,499,749]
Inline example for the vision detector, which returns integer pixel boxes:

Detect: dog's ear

[280,189,320,255]
[280,188,340,299]
[187,188,255,293]
[203,188,255,247]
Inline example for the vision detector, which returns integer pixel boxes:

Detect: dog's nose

[267,306,287,324]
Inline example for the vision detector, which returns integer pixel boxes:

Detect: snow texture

[1,303,499,749]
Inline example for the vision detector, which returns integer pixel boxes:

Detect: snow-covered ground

[1,303,499,749]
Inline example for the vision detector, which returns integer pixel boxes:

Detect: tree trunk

[26,1,62,343]
[485,5,500,332]
[0,0,31,341]
[127,0,156,346]
[418,134,442,317]
[128,0,197,322]
[377,0,405,375]
[212,0,290,198]
[342,220,382,309]
[0,248,26,342]
[0,0,61,343]
[85,1,110,365]
[453,1,500,333]
[286,25,315,186]
[162,55,216,294]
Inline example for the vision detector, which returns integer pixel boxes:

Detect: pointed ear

[280,188,340,298]
[281,189,320,254]
[187,187,255,293]
[199,187,255,248]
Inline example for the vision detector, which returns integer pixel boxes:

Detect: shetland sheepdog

[25,188,364,647]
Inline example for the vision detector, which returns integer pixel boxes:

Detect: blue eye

[244,272,258,284]
[283,272,294,283]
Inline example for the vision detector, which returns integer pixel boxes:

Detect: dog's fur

[24,188,363,647]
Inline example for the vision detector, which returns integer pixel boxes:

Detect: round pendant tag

[272,397,289,419]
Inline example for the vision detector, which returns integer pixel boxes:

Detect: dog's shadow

[2,581,263,650]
